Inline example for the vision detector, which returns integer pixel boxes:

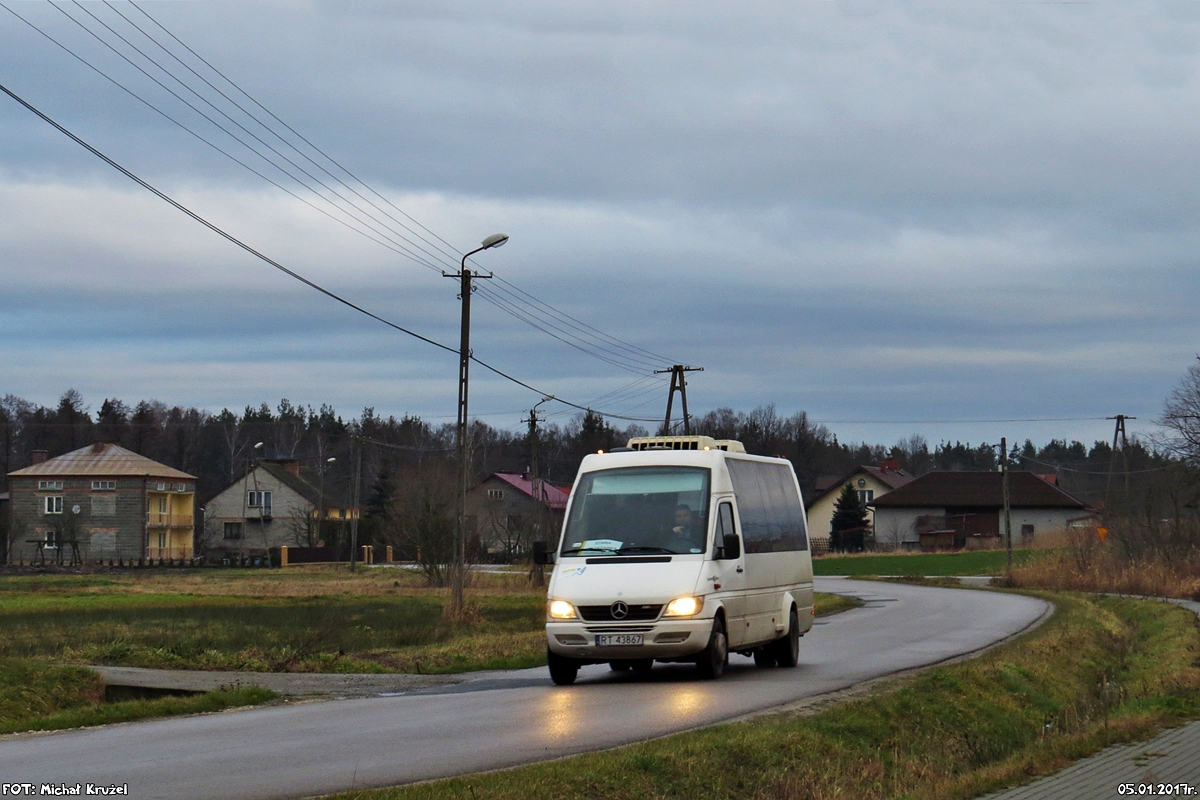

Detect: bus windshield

[560,466,711,556]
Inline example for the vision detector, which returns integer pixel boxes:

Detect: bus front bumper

[546,617,714,661]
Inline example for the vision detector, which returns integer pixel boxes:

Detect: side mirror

[532,540,554,565]
[718,534,740,560]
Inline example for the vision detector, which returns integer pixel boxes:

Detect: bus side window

[715,502,739,559]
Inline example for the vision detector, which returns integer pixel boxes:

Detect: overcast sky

[2,0,1198,449]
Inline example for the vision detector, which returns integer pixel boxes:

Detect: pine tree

[830,483,869,552]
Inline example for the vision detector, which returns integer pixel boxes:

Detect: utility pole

[655,365,703,435]
[1105,414,1136,510]
[349,437,362,572]
[523,395,553,587]
[445,233,508,619]
[1001,437,1012,582]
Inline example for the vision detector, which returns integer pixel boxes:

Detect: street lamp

[447,232,509,619]
[317,457,336,549]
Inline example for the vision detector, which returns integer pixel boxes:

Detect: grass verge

[325,593,1200,800]
[0,658,275,735]
[0,570,857,674]
[1010,546,1200,600]
[814,549,1035,577]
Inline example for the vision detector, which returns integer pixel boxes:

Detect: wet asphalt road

[0,578,1050,800]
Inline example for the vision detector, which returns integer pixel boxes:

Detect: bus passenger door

[709,500,746,648]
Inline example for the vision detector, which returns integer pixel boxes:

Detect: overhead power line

[47,0,452,273]
[0,1,455,272]
[6,0,682,382]
[0,81,663,424]
[810,416,1118,425]
[122,0,465,267]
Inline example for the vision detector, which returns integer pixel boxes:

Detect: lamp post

[446,232,508,619]
[316,456,335,549]
[349,437,362,573]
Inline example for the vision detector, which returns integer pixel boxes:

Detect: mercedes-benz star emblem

[610,601,629,620]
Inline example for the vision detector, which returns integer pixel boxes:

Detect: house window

[44,530,58,549]
[1021,524,1035,541]
[92,480,116,491]
[154,482,167,492]
[44,496,63,515]
[857,489,874,505]
[224,522,243,540]
[247,491,272,509]
[487,489,504,500]
[38,480,64,490]
[158,496,169,514]
[338,508,346,519]
[158,531,167,549]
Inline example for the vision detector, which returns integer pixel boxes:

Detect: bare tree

[285,504,321,548]
[382,461,456,586]
[1161,356,1200,464]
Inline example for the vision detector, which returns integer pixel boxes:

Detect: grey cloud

[1,0,1196,450]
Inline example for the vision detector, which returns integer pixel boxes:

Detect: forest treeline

[0,389,1167,510]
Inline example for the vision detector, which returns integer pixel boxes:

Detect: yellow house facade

[805,465,914,549]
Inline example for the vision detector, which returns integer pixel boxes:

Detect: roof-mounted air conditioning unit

[626,435,745,453]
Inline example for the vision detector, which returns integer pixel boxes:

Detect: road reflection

[542,687,580,740]
[658,685,705,722]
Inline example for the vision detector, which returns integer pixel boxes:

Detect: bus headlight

[548,599,578,620]
[664,596,702,617]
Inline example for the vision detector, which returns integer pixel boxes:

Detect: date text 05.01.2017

[1118,784,1196,796]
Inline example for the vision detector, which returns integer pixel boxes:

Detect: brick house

[6,443,196,563]
[201,459,357,560]
[466,472,569,560]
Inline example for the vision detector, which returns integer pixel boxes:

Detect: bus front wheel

[548,649,579,685]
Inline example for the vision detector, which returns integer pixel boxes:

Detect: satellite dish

[71,505,81,514]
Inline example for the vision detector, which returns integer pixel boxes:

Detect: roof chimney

[283,459,300,477]
[91,442,106,454]
[32,450,48,464]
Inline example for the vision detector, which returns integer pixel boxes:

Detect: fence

[275,545,391,566]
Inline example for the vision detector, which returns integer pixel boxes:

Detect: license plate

[595,634,644,646]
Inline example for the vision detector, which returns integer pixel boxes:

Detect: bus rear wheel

[767,607,800,668]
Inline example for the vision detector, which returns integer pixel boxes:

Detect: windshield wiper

[560,547,617,556]
[614,546,673,555]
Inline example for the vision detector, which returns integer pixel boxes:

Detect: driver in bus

[669,504,704,552]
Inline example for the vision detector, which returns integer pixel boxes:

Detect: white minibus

[534,435,814,685]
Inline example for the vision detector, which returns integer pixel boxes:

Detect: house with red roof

[466,472,569,560]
